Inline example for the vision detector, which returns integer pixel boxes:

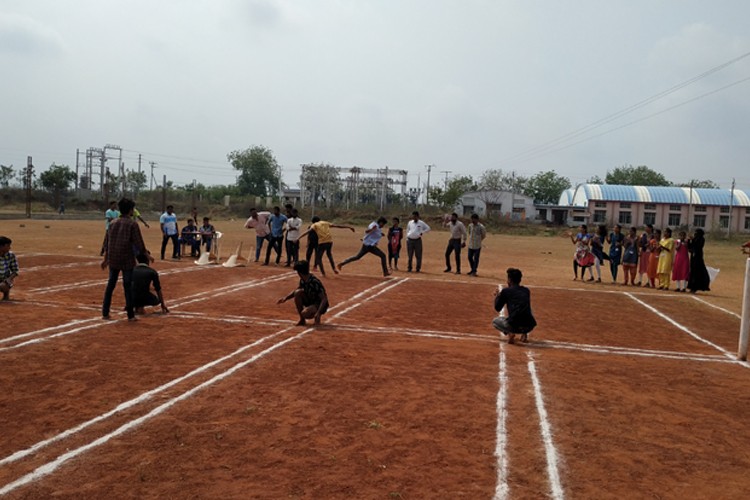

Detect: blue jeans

[102,267,134,319]
[255,235,269,261]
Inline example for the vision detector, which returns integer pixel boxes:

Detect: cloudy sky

[1,0,749,192]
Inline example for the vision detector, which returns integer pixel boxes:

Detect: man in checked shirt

[101,198,152,321]
[0,236,19,301]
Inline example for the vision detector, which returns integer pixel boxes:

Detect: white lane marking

[0,318,101,345]
[527,353,565,500]
[690,295,742,319]
[0,279,397,486]
[494,346,509,500]
[625,292,744,364]
[330,278,408,318]
[0,327,293,467]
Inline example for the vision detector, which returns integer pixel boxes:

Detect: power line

[491,50,750,168]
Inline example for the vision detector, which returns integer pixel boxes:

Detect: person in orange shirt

[298,216,355,277]
[647,229,661,288]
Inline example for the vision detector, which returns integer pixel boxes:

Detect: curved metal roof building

[559,184,750,207]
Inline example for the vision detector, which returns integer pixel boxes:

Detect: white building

[456,190,536,221]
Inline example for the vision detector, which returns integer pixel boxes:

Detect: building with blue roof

[558,184,750,232]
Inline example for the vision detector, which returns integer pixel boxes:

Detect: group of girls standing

[570,223,711,293]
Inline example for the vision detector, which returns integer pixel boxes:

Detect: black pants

[406,238,423,272]
[286,239,300,265]
[341,245,388,276]
[468,247,481,274]
[315,242,336,274]
[161,234,179,259]
[445,238,462,272]
[265,235,284,264]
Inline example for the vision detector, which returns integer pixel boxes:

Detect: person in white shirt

[285,208,303,267]
[406,211,431,273]
[159,205,179,260]
[443,212,467,274]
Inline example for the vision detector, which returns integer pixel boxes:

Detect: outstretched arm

[331,224,355,232]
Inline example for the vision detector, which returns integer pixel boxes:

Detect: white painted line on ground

[690,295,742,319]
[540,340,735,364]
[0,327,294,467]
[625,292,748,368]
[23,261,100,272]
[494,346,509,500]
[527,352,565,500]
[0,322,107,353]
[0,327,312,496]
[0,279,397,491]
[0,318,101,345]
[330,278,408,318]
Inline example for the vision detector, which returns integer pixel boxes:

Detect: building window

[644,203,656,210]
[695,205,706,213]
[594,201,606,208]
[668,214,681,226]
[593,210,606,223]
[693,215,706,228]
[720,206,730,213]
[643,213,656,226]
[719,216,729,228]
[746,207,750,215]
[618,211,632,224]
[620,202,631,209]
[745,217,750,231]
[669,204,682,212]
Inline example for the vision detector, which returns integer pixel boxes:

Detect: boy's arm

[331,224,356,232]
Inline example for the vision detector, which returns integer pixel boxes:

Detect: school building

[558,184,750,233]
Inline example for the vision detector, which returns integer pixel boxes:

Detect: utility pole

[136,154,142,199]
[728,178,736,238]
[25,156,33,218]
[75,148,80,197]
[441,170,452,190]
[425,164,434,206]
[150,162,157,191]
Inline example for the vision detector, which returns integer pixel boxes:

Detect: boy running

[337,216,391,277]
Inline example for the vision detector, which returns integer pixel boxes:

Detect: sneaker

[443,268,451,273]
[455,271,461,275]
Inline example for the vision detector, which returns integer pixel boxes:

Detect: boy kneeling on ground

[132,253,169,315]
[277,260,329,326]
[492,267,537,344]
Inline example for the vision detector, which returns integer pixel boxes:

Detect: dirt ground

[1,218,749,499]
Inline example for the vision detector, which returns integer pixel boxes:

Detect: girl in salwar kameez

[672,231,690,292]
[647,229,661,288]
[657,227,675,290]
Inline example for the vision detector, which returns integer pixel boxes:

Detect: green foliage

[124,170,148,193]
[523,170,571,204]
[227,145,281,197]
[39,164,76,193]
[586,174,604,184]
[429,175,476,208]
[0,164,13,188]
[478,169,528,193]
[604,165,671,186]
[678,179,720,189]
[301,163,342,205]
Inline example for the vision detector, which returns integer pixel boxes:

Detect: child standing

[657,228,675,290]
[0,236,19,301]
[387,217,403,270]
[672,231,690,292]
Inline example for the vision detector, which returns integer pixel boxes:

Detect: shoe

[443,268,451,273]
[455,271,461,275]
[587,277,594,282]
[596,278,601,283]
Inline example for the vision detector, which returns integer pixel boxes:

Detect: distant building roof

[561,184,750,207]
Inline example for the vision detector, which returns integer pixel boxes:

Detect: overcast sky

[1,0,749,192]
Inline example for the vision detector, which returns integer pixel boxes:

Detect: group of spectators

[570,223,711,293]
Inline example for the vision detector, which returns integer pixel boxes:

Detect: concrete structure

[559,184,750,232]
[456,190,535,221]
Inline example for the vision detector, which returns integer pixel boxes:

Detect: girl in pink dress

[672,231,690,292]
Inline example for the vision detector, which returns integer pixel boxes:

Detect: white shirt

[286,216,302,242]
[406,220,431,240]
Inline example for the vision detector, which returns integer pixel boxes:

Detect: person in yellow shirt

[298,216,354,277]
[657,227,675,290]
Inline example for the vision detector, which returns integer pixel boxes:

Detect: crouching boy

[492,267,537,344]
[132,253,169,315]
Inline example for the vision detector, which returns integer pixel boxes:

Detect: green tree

[0,164,13,188]
[39,163,76,206]
[586,175,604,184]
[523,170,572,204]
[227,145,281,197]
[124,169,148,194]
[605,165,671,186]
[443,175,475,209]
[678,179,720,189]
[301,163,342,207]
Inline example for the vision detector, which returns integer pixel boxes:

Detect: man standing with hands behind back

[443,212,466,274]
[406,211,431,273]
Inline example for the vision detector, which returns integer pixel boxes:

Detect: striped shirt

[105,217,147,270]
[467,222,486,249]
[0,251,19,279]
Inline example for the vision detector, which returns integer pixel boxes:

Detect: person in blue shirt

[263,206,288,266]
[159,205,179,260]
[337,216,391,277]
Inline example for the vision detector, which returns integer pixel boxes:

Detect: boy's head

[273,206,281,215]
[471,213,479,223]
[377,216,388,226]
[311,216,321,223]
[136,253,150,265]
[506,267,523,286]
[291,208,299,217]
[249,208,257,217]
[187,219,194,225]
[412,211,420,221]
[0,236,11,254]
[118,198,135,216]
[109,201,117,209]
[392,217,400,225]
[294,260,310,276]
[450,212,458,223]
[203,217,210,224]
[166,205,174,214]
